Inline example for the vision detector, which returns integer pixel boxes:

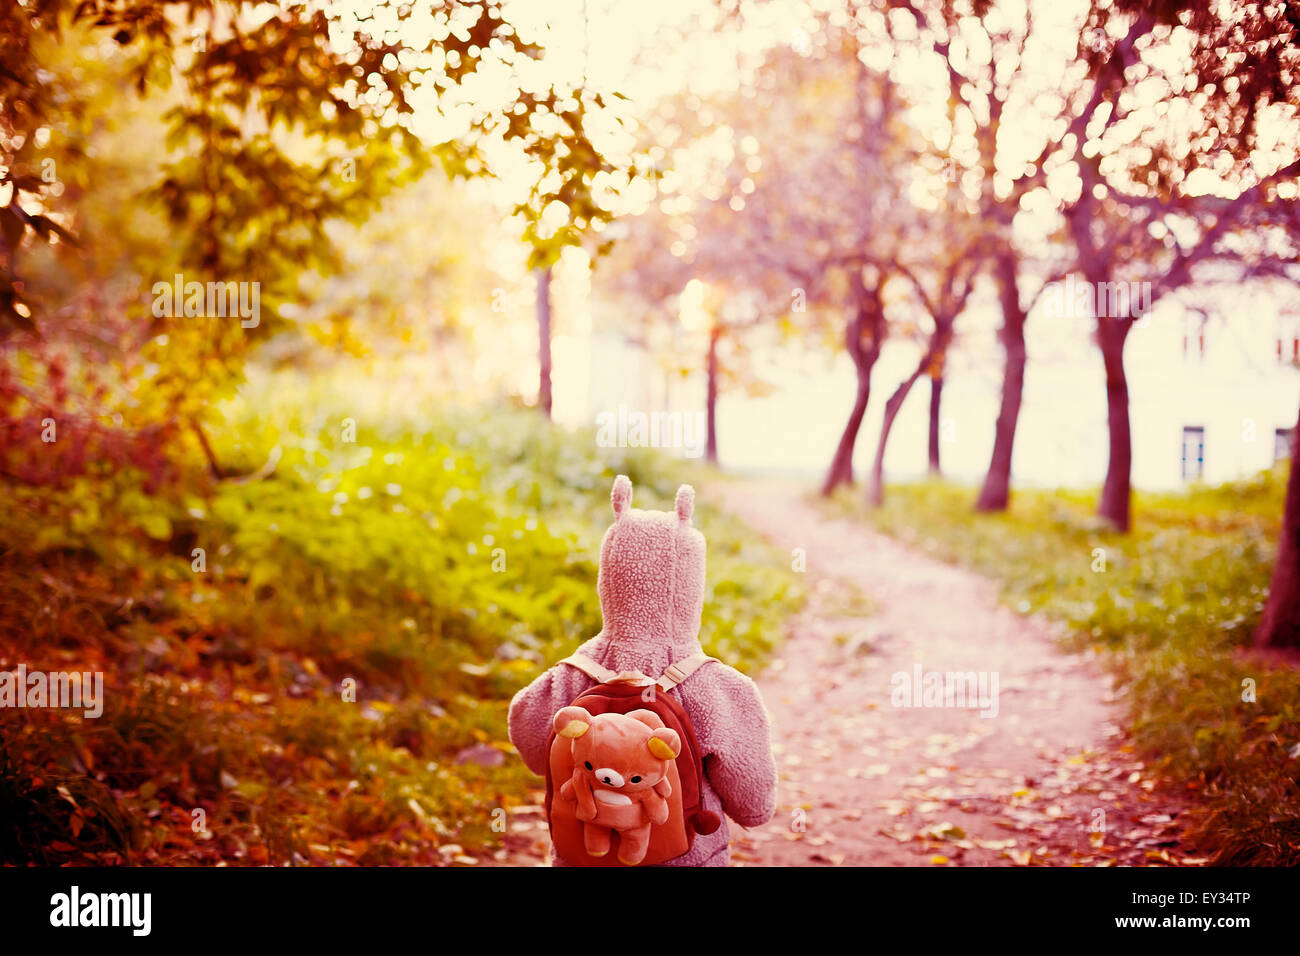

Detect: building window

[1277,428,1294,463]
[1276,315,1300,364]
[1181,426,1205,482]
[1181,314,1205,362]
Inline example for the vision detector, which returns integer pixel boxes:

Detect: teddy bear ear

[611,475,632,518]
[554,706,593,738]
[646,727,681,761]
[675,484,694,524]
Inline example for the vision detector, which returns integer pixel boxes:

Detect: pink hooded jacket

[508,475,778,866]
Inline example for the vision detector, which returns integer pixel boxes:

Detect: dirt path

[721,478,1198,867]
[493,477,1200,867]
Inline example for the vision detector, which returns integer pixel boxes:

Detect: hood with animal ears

[595,475,706,654]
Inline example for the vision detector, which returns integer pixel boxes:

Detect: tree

[866,252,980,506]
[535,266,554,417]
[689,23,918,493]
[693,289,783,465]
[882,0,1076,513]
[592,38,903,471]
[894,0,1298,525]
[595,202,780,466]
[974,245,1029,510]
[823,269,889,494]
[1055,2,1298,530]
[0,0,621,486]
[927,369,943,475]
[1259,393,1300,648]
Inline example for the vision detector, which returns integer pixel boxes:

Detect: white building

[583,281,1300,491]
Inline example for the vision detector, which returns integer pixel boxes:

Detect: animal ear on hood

[675,484,694,524]
[611,474,632,518]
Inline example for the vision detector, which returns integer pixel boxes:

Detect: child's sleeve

[508,664,587,776]
[696,667,778,828]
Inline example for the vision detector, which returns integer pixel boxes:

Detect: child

[508,475,778,866]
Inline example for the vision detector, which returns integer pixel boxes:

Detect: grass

[824,471,1300,865]
[0,365,803,866]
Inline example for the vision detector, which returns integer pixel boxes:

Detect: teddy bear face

[555,707,681,802]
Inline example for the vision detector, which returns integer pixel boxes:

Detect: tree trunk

[822,283,884,495]
[867,322,952,507]
[1256,404,1300,648]
[536,265,553,418]
[976,252,1028,512]
[1096,315,1132,531]
[867,362,927,507]
[705,322,719,465]
[927,374,944,475]
[824,377,872,494]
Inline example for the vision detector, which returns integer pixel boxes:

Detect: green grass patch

[0,366,802,865]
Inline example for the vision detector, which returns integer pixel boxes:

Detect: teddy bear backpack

[544,654,722,866]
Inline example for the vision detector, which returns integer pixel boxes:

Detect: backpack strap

[561,650,717,691]
[657,651,717,692]
[560,652,618,684]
